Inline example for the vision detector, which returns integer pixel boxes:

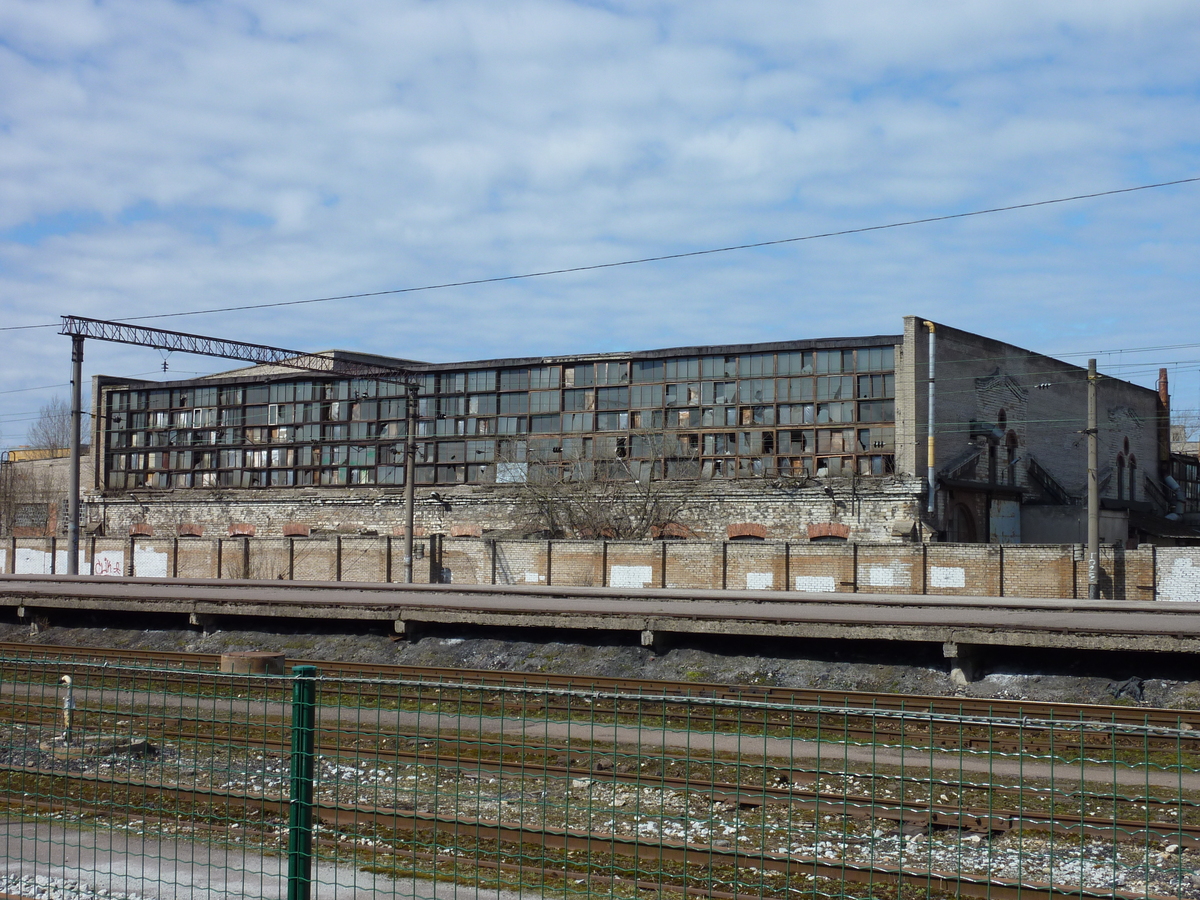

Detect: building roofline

[909,316,1160,399]
[93,333,904,388]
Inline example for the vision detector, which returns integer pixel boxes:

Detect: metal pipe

[1087,359,1100,600]
[403,383,418,583]
[924,322,936,516]
[68,335,84,575]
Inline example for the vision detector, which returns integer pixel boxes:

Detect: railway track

[1,643,1196,898]
[4,640,1196,728]
[4,641,1196,761]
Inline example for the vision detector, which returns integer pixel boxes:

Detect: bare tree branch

[26,397,73,451]
[501,433,695,539]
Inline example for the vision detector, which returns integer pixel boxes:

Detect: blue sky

[1,1,1198,444]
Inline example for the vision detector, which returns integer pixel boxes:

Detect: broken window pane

[468,394,497,415]
[701,356,738,379]
[564,364,593,388]
[563,412,591,432]
[816,401,853,424]
[738,379,775,404]
[496,461,528,483]
[596,361,628,384]
[596,412,629,431]
[466,440,495,462]
[631,410,663,429]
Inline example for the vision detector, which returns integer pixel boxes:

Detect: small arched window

[1128,455,1137,502]
[1116,454,1126,500]
[1005,431,1018,485]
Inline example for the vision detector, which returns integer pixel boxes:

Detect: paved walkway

[0,820,529,900]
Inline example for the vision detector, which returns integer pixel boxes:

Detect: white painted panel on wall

[15,549,52,574]
[524,572,542,584]
[92,551,125,577]
[1158,555,1200,602]
[794,575,837,592]
[133,546,169,578]
[930,566,966,588]
[610,565,653,588]
[865,562,910,588]
[746,572,773,590]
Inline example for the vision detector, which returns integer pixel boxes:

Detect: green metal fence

[0,654,1195,899]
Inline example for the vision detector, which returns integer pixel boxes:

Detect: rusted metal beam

[59,315,416,384]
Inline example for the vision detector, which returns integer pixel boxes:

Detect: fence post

[287,664,318,900]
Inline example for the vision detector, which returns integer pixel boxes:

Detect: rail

[0,653,1195,899]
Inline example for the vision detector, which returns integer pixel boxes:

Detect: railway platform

[3,575,1200,682]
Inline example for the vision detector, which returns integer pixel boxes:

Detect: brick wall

[4,535,1199,601]
[82,475,927,547]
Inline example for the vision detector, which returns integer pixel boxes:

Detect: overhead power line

[1,174,1196,334]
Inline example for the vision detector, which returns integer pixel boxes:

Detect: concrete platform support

[394,618,420,642]
[943,641,978,686]
[188,612,216,634]
[641,629,670,654]
[15,605,47,635]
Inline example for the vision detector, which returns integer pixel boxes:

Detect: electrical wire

[0,175,1196,333]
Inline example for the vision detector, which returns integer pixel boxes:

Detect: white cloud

[0,0,1198,439]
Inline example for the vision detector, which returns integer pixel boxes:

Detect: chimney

[1158,367,1171,467]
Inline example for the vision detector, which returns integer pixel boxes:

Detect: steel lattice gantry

[59,315,421,581]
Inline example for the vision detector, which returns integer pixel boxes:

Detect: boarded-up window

[14,504,49,530]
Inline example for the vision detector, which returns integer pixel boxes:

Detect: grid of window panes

[101,344,895,490]
[103,379,409,489]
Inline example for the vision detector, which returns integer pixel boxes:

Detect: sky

[1,1,1198,446]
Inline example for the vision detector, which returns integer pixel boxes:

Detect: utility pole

[403,383,418,584]
[924,322,937,515]
[67,335,84,575]
[1087,359,1100,600]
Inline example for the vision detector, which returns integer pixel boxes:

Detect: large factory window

[101,341,896,491]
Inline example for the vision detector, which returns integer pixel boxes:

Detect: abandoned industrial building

[64,314,1193,546]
